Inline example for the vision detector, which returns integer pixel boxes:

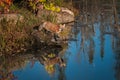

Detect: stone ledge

[0,13,24,24]
[37,7,75,24]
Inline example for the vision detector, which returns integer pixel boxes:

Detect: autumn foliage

[0,0,13,13]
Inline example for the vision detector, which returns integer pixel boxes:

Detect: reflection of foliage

[0,55,29,80]
[0,43,66,78]
[0,55,27,73]
[0,71,17,80]
[45,64,55,75]
[47,53,56,58]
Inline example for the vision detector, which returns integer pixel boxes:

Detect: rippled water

[0,0,120,80]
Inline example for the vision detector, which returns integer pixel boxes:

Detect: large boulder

[56,7,75,24]
[37,7,75,24]
[0,13,24,25]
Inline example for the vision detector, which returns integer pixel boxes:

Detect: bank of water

[0,15,120,80]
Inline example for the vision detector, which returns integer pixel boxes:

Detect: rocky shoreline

[0,5,76,56]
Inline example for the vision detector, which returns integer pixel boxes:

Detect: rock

[31,22,62,44]
[0,13,24,24]
[37,7,75,24]
[31,21,73,44]
[56,7,74,23]
[31,28,53,43]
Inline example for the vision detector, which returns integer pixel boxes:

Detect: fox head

[58,24,65,33]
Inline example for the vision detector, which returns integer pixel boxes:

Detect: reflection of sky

[13,22,117,80]
[13,61,51,80]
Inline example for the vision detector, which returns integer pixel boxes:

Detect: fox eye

[60,28,63,31]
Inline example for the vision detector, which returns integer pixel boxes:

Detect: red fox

[39,21,65,41]
[39,21,65,34]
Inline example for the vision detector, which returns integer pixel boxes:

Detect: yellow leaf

[39,0,46,3]
[0,2,5,7]
[45,64,55,74]
[51,6,56,11]
[55,7,61,12]
[48,53,55,58]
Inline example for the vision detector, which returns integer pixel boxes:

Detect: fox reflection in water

[29,57,66,75]
[30,45,66,75]
[32,53,66,75]
[43,56,66,75]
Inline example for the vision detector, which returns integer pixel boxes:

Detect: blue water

[8,22,119,80]
[65,24,115,80]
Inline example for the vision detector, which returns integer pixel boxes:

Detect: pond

[0,0,120,80]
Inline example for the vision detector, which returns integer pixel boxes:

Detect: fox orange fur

[39,21,65,34]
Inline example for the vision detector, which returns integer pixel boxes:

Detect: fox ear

[60,24,65,28]
[62,24,65,28]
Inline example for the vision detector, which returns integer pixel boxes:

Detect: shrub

[0,0,13,13]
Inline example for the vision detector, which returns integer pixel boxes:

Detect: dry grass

[0,8,42,56]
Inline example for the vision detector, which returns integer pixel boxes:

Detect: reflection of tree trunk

[100,13,105,59]
[85,0,87,24]
[114,48,120,80]
[58,67,66,80]
[88,39,94,64]
[91,0,95,24]
[100,33,104,59]
[113,0,118,26]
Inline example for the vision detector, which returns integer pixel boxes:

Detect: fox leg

[38,24,43,31]
[53,33,60,41]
